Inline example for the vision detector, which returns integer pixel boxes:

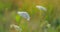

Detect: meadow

[0,0,60,32]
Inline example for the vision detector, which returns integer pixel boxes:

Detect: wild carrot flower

[47,24,51,28]
[10,24,22,32]
[17,11,30,21]
[36,5,47,11]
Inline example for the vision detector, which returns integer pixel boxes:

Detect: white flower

[10,24,22,32]
[36,5,47,11]
[47,24,51,28]
[17,11,30,21]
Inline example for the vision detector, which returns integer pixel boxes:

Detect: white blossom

[10,24,22,32]
[17,11,30,21]
[36,5,47,11]
[47,24,51,28]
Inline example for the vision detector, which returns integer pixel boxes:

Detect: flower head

[17,11,30,21]
[36,5,47,11]
[10,24,22,32]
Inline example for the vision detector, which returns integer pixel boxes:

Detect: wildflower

[17,11,30,21]
[10,24,22,32]
[47,24,51,28]
[36,5,47,11]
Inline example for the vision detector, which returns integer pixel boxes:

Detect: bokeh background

[0,0,60,32]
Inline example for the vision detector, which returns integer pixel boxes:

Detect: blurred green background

[0,0,60,32]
